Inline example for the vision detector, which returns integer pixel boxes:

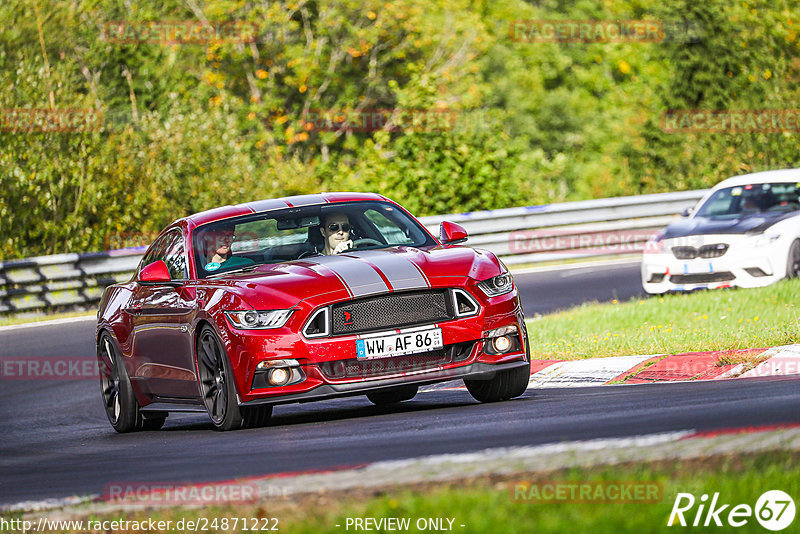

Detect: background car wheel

[98,333,144,433]
[464,362,531,403]
[787,240,800,279]
[366,385,418,405]
[197,325,272,431]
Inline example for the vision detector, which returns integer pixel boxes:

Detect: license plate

[356,327,443,360]
[683,262,715,274]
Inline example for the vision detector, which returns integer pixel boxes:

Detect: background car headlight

[477,273,514,297]
[224,309,294,329]
[746,234,781,248]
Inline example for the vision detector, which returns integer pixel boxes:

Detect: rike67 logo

[668,490,795,531]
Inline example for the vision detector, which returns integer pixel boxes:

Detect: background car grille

[330,290,451,336]
[672,244,729,259]
[669,272,735,284]
[671,246,697,259]
[699,244,729,258]
[317,341,474,380]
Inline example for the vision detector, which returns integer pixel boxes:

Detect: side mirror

[680,207,695,217]
[139,260,173,284]
[439,221,468,244]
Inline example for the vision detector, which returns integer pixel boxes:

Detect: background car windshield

[193,201,435,277]
[695,183,800,219]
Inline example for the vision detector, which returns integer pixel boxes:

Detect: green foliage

[1,0,799,258]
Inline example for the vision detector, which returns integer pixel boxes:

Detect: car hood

[662,211,798,239]
[199,245,503,309]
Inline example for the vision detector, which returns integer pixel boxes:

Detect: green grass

[526,279,800,360]
[15,450,796,534]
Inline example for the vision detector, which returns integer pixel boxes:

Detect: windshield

[695,183,800,219]
[192,201,436,278]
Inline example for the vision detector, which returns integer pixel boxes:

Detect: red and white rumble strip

[423,343,800,392]
[522,344,800,388]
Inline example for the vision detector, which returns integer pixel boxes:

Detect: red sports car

[96,193,530,432]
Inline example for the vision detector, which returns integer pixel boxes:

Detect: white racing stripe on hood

[351,250,430,290]
[304,255,389,297]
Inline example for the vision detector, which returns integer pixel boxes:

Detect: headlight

[224,309,294,329]
[477,273,514,297]
[643,231,666,254]
[746,234,781,248]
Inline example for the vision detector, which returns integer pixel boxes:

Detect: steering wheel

[297,249,319,259]
[353,238,383,248]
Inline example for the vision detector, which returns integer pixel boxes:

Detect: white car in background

[642,169,800,294]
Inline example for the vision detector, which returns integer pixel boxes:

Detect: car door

[128,229,197,399]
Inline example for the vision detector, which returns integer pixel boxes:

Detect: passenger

[319,213,354,255]
[206,227,236,265]
[203,225,253,271]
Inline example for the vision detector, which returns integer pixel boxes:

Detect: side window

[364,209,415,244]
[163,232,187,280]
[140,230,186,280]
[141,234,170,268]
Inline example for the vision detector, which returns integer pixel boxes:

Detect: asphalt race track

[2,260,798,506]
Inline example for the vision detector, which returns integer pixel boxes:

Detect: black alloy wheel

[196,325,272,431]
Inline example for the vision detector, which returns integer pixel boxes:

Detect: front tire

[366,385,418,405]
[787,239,800,279]
[464,362,531,403]
[196,325,272,431]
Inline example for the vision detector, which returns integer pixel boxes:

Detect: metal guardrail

[0,189,707,313]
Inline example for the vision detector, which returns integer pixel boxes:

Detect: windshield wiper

[208,264,264,277]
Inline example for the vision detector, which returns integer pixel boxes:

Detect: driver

[320,213,354,255]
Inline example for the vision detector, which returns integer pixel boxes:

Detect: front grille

[318,341,474,380]
[672,246,697,259]
[669,272,735,284]
[699,244,729,258]
[330,290,451,336]
[672,244,729,259]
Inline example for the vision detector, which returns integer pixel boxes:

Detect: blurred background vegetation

[1,0,799,258]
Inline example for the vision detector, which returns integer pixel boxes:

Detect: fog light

[267,367,290,386]
[492,336,512,353]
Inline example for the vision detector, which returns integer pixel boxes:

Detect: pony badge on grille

[342,310,354,325]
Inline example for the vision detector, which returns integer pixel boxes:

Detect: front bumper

[225,287,527,404]
[641,237,785,294]
[240,360,530,407]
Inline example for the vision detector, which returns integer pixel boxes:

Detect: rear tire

[98,332,144,433]
[366,385,418,405]
[141,412,167,431]
[197,325,272,431]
